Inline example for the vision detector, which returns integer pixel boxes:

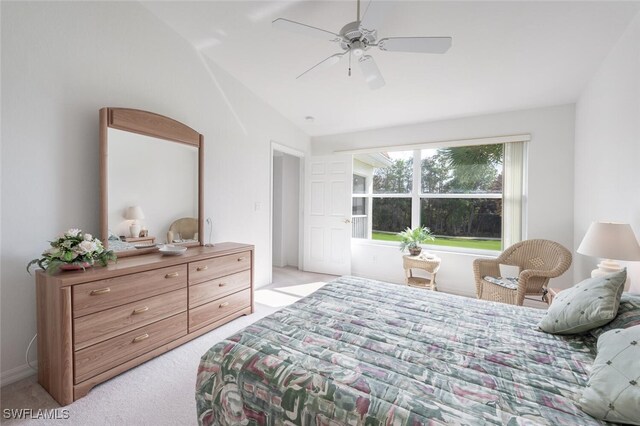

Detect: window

[352,197,366,215]
[351,174,368,237]
[419,145,503,251]
[353,174,366,194]
[420,198,502,250]
[352,151,413,239]
[372,198,411,235]
[352,142,525,251]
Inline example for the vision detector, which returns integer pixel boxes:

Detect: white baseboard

[351,271,477,299]
[351,271,404,285]
[439,287,476,298]
[1,362,37,387]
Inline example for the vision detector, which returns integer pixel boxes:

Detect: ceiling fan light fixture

[359,55,385,90]
[350,40,365,57]
[273,1,452,90]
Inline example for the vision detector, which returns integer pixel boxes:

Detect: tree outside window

[352,144,505,251]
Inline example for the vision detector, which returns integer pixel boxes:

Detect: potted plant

[27,228,117,274]
[398,226,435,256]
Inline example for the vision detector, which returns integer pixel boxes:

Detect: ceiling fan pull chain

[348,52,352,77]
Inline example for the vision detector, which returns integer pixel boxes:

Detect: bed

[196,276,607,425]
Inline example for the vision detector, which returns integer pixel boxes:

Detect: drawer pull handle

[89,288,111,296]
[132,306,149,315]
[237,257,246,262]
[196,266,208,271]
[219,302,230,308]
[165,272,179,278]
[132,333,149,343]
[218,283,227,287]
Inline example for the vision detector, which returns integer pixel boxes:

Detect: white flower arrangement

[28,229,116,273]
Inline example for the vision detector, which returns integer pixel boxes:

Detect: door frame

[269,141,305,284]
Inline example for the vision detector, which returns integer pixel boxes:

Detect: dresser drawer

[189,289,251,332]
[73,289,187,351]
[73,265,187,318]
[189,251,251,286]
[74,312,187,384]
[189,270,251,308]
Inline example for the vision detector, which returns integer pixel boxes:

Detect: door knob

[343,219,352,224]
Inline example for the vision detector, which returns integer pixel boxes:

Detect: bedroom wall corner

[0,2,309,383]
[312,104,576,296]
[574,11,640,292]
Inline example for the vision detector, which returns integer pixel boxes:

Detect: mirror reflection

[107,128,198,252]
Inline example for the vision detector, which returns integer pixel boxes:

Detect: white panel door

[304,155,352,275]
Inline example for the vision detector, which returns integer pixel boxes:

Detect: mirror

[100,108,203,256]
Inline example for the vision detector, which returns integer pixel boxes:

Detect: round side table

[403,254,441,291]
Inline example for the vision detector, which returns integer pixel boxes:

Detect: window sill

[351,238,500,257]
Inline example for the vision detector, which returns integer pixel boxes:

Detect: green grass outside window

[370,232,501,251]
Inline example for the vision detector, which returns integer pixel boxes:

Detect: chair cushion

[483,276,519,290]
[590,293,640,338]
[538,269,626,335]
[578,325,640,424]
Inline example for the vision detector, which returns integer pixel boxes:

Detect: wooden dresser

[36,243,254,405]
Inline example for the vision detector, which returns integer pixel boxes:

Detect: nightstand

[123,236,156,245]
[403,254,441,290]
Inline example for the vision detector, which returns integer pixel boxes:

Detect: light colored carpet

[0,267,335,425]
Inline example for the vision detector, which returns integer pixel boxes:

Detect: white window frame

[347,135,529,254]
[353,150,414,241]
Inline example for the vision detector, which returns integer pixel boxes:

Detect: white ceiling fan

[273,0,452,90]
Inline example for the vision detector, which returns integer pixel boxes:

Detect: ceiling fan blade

[273,18,342,42]
[297,52,347,80]
[378,37,452,54]
[359,55,385,90]
[359,0,393,34]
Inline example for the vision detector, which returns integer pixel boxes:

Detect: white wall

[0,2,309,382]
[272,155,284,267]
[272,153,300,268]
[313,104,576,296]
[574,12,640,292]
[282,154,300,268]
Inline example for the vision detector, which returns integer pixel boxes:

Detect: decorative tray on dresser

[36,243,254,405]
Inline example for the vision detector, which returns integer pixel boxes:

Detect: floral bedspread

[196,276,604,425]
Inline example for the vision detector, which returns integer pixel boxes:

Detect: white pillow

[538,269,626,334]
[578,325,640,424]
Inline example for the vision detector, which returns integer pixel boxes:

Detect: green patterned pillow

[578,325,640,424]
[590,293,640,338]
[538,269,626,334]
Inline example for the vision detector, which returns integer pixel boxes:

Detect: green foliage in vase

[27,228,117,274]
[397,226,435,252]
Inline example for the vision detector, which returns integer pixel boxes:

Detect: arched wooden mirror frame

[100,107,204,257]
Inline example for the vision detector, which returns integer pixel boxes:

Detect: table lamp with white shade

[577,222,640,279]
[124,206,145,238]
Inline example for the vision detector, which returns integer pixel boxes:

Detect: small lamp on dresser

[124,205,145,238]
[577,222,640,287]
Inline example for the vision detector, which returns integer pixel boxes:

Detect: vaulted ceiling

[143,1,640,136]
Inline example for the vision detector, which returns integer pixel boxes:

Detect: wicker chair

[473,239,572,306]
[166,217,198,243]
